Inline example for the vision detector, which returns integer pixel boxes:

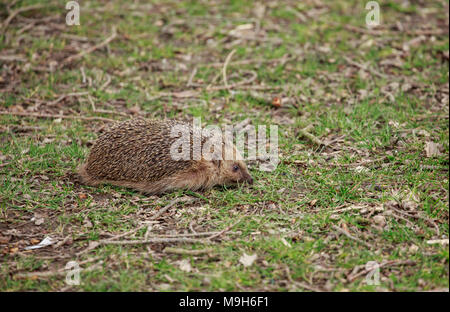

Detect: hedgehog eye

[232,164,240,172]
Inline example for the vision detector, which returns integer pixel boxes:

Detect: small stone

[373,215,386,227]
[409,244,419,253]
[34,218,44,226]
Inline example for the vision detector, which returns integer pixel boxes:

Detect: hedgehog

[78,118,253,194]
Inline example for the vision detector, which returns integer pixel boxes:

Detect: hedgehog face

[219,159,253,185]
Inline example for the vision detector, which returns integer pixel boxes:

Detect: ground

[0,0,448,291]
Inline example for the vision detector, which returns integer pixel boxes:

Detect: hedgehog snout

[242,172,253,185]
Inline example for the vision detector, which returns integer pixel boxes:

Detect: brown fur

[78,118,253,194]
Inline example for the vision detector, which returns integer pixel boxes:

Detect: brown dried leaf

[425,141,442,157]
[0,236,11,244]
[271,97,282,108]
[239,253,257,267]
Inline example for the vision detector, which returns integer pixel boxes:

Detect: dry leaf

[425,142,442,157]
[272,97,282,108]
[0,236,11,244]
[34,217,44,226]
[9,247,19,254]
[177,259,192,272]
[239,253,257,267]
[24,236,54,250]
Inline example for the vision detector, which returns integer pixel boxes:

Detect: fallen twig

[223,30,283,44]
[298,125,328,147]
[390,211,416,229]
[426,239,449,245]
[390,206,440,236]
[87,95,129,117]
[204,54,293,68]
[0,161,11,168]
[186,67,198,87]
[0,55,27,62]
[53,234,73,249]
[285,266,322,292]
[80,67,87,84]
[332,225,372,249]
[328,205,371,214]
[205,71,223,90]
[61,26,117,67]
[208,218,244,240]
[99,73,112,91]
[48,91,89,106]
[406,29,448,36]
[148,231,241,238]
[76,241,100,256]
[347,260,416,282]
[343,56,387,79]
[222,49,237,89]
[0,111,116,123]
[99,237,211,245]
[334,23,384,36]
[14,259,103,280]
[150,197,194,221]
[1,4,45,35]
[98,198,196,246]
[331,23,448,37]
[60,33,91,42]
[101,221,159,243]
[207,70,258,91]
[331,156,387,168]
[163,247,213,255]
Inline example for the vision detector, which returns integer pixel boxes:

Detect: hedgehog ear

[213,159,221,168]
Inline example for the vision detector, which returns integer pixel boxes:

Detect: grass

[0,0,448,291]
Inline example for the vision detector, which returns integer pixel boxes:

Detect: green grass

[0,0,448,291]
